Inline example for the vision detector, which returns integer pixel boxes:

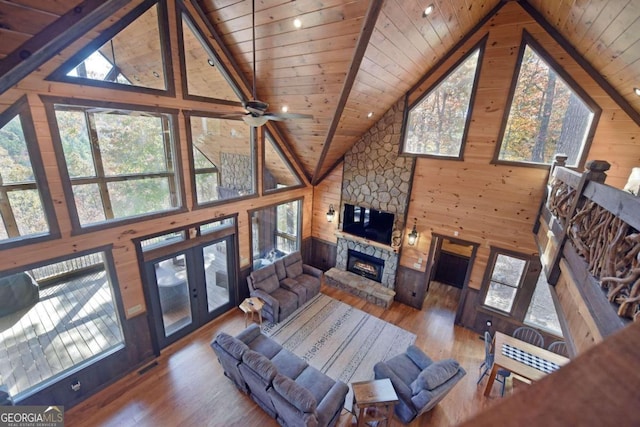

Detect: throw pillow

[410,359,460,394]
[273,374,317,413]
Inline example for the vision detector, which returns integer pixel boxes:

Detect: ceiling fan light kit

[242,115,269,127]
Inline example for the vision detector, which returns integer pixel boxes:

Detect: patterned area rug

[262,293,416,410]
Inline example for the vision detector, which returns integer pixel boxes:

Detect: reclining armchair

[374,345,466,423]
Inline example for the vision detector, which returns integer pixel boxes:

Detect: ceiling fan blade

[218,113,247,120]
[264,112,314,121]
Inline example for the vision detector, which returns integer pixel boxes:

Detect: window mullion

[512,258,541,321]
[86,112,114,220]
[0,185,20,238]
[162,117,178,207]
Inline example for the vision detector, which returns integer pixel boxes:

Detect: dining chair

[477,331,511,396]
[512,326,544,347]
[547,340,569,357]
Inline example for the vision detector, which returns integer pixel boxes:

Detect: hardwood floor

[66,281,506,426]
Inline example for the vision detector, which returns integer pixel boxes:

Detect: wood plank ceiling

[1,0,640,184]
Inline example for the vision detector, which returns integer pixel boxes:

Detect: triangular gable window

[178,11,243,102]
[49,1,173,94]
[264,132,302,193]
[402,39,484,159]
[495,32,598,167]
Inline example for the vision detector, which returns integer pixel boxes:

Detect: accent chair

[373,345,466,423]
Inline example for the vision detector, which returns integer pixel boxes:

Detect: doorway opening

[425,234,478,323]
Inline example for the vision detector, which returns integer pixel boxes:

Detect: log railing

[535,156,640,338]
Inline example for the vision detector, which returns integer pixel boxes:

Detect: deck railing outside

[29,253,104,282]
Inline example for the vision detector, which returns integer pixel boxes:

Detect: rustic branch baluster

[566,183,640,321]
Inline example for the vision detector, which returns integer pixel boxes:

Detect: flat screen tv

[342,203,394,245]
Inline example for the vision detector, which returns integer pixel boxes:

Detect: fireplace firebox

[347,249,385,283]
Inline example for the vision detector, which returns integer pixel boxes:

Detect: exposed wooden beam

[310,0,384,186]
[314,155,345,186]
[0,0,134,96]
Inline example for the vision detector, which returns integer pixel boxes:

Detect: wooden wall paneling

[308,238,337,272]
[456,287,481,331]
[561,241,628,338]
[397,1,640,300]
[237,264,251,302]
[555,259,601,354]
[300,236,312,265]
[394,265,427,309]
[0,2,60,39]
[311,162,342,243]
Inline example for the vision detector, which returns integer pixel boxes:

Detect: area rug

[262,293,415,410]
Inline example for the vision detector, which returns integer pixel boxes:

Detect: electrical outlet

[418,257,423,263]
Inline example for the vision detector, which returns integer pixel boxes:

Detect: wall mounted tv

[342,203,395,245]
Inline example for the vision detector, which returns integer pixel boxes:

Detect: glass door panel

[153,255,193,337]
[142,232,237,351]
[203,240,230,314]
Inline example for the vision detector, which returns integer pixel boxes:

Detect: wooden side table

[352,378,399,427]
[239,297,264,328]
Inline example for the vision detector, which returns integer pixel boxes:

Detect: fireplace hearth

[347,250,384,283]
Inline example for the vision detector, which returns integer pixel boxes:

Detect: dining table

[484,331,570,397]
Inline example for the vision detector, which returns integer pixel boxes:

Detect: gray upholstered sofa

[374,345,466,423]
[247,252,322,323]
[211,324,348,427]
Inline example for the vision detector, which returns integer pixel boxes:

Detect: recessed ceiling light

[281,105,289,113]
[423,4,434,17]
[367,112,374,118]
[207,58,216,67]
[152,71,160,78]
[634,87,640,96]
[293,18,302,28]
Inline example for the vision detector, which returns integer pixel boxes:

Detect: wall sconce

[326,204,336,222]
[407,218,418,246]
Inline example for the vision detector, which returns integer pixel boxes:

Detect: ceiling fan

[226,0,313,127]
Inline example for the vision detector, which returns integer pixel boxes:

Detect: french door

[143,235,236,350]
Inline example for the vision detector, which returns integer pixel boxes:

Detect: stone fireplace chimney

[336,100,415,290]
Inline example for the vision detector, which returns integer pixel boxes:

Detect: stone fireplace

[336,239,398,288]
[347,250,384,282]
[335,99,415,291]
